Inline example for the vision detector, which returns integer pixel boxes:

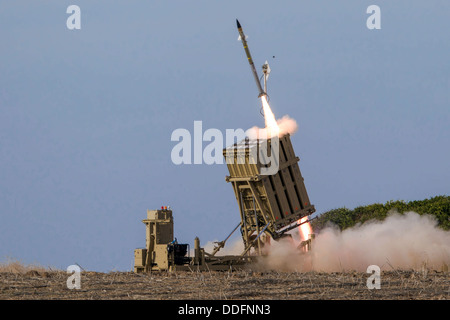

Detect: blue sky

[0,1,448,271]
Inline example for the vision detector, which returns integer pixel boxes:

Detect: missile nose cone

[236,19,241,29]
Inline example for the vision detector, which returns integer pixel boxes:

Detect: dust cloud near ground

[259,212,450,272]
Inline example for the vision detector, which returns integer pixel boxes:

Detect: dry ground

[0,268,448,300]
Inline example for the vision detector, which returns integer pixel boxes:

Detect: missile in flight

[236,19,267,98]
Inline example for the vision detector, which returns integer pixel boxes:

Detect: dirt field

[0,269,448,300]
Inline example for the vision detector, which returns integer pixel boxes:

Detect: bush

[311,195,450,232]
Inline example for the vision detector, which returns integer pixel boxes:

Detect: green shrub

[311,195,450,232]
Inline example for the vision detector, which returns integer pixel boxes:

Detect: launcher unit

[134,208,190,272]
[134,207,255,272]
[133,20,316,271]
[223,134,315,255]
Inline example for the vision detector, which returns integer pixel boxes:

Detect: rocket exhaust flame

[298,216,313,242]
[260,95,280,138]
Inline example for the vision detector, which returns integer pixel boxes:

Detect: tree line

[311,195,450,232]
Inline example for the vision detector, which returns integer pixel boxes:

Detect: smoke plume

[202,239,245,256]
[246,115,298,140]
[276,115,298,137]
[258,212,450,272]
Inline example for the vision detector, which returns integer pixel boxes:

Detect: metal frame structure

[223,134,315,255]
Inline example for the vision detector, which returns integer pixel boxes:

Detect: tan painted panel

[280,167,301,213]
[134,249,147,267]
[223,135,315,234]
